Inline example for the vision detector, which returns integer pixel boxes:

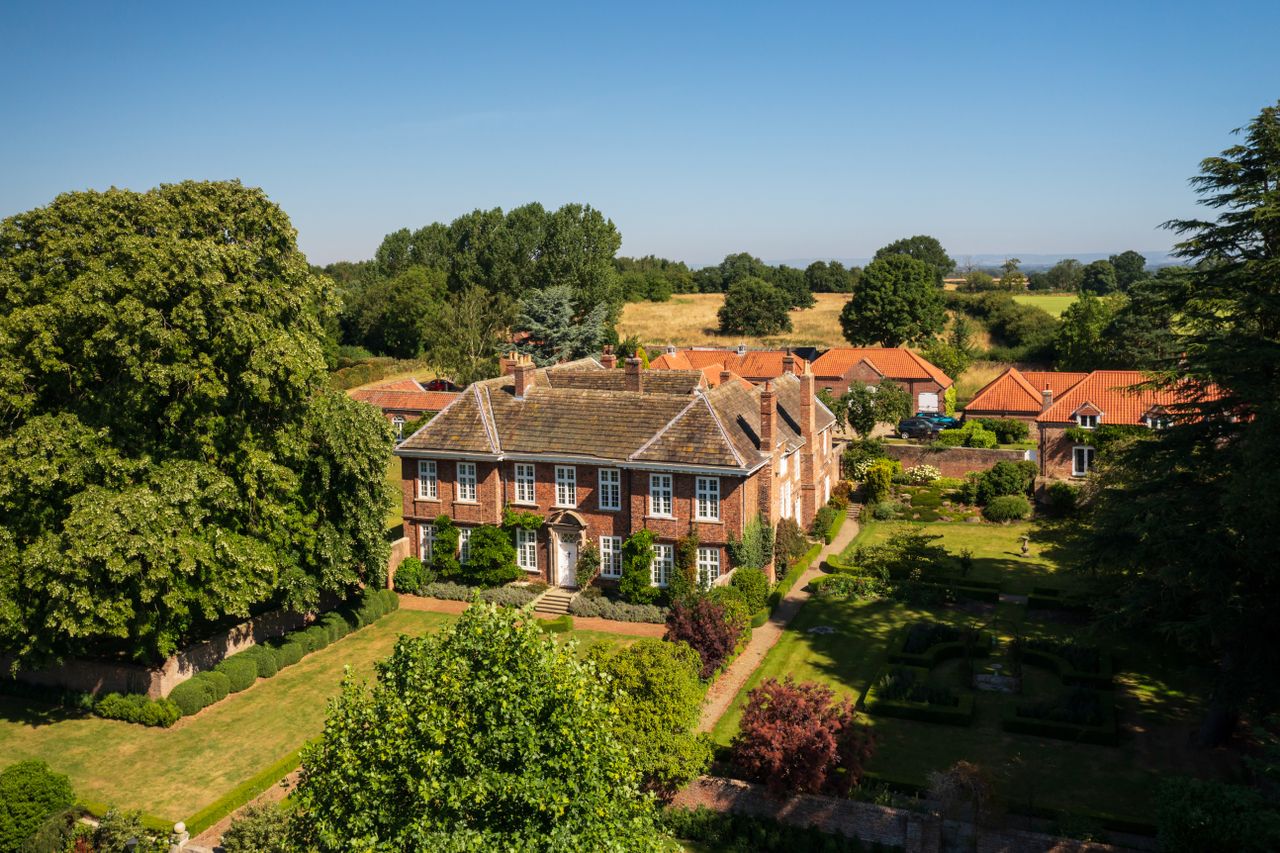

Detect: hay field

[617,293,849,349]
[1012,292,1077,318]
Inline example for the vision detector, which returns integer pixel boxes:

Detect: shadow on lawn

[0,694,89,728]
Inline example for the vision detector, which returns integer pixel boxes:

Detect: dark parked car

[915,411,960,429]
[897,417,942,440]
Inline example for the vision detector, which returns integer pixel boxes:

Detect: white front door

[918,391,939,413]
[557,536,578,587]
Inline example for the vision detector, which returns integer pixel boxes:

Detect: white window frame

[780,480,792,518]
[1076,413,1099,429]
[780,453,788,477]
[392,415,405,440]
[598,468,622,511]
[695,476,720,521]
[1072,445,1095,477]
[696,547,720,589]
[651,543,673,588]
[554,465,577,508]
[416,460,438,500]
[649,473,673,517]
[516,528,537,572]
[458,527,471,564]
[514,463,536,505]
[457,462,477,503]
[600,535,622,579]
[419,523,435,560]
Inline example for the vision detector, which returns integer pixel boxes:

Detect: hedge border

[183,743,310,836]
[767,542,822,611]
[864,666,974,726]
[79,801,173,834]
[1020,647,1114,688]
[886,628,992,667]
[1001,698,1119,747]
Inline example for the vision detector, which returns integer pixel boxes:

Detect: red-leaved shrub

[664,597,744,679]
[731,677,875,796]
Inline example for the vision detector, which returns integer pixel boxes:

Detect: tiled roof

[809,348,953,387]
[398,362,834,470]
[649,348,807,382]
[964,368,1088,415]
[349,386,460,413]
[1036,370,1213,425]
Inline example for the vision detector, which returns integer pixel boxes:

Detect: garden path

[697,510,861,732]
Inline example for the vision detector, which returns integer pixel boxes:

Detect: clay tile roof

[964,368,1088,416]
[809,348,953,387]
[348,386,460,414]
[648,348,808,383]
[650,351,695,371]
[698,365,753,389]
[1036,370,1215,425]
[545,368,704,396]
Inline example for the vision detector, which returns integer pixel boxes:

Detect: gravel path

[698,510,861,733]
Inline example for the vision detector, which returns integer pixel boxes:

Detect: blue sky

[3,2,1278,266]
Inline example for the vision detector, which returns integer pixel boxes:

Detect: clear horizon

[3,2,1278,267]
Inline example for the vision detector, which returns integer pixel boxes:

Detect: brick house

[1033,369,1212,478]
[649,346,808,385]
[963,367,1089,424]
[808,348,953,413]
[394,352,841,590]
[349,378,459,440]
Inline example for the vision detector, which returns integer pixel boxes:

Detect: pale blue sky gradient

[3,1,1278,266]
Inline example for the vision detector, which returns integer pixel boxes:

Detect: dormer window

[1145,415,1169,430]
[1076,413,1098,429]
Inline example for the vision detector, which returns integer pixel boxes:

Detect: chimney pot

[1041,385,1054,411]
[513,359,534,400]
[600,345,617,369]
[759,381,777,451]
[624,356,643,393]
[782,351,795,374]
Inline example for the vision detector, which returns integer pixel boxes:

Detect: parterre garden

[710,517,1232,831]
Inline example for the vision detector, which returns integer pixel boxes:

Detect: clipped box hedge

[93,692,182,728]
[865,686,974,727]
[214,655,259,693]
[766,542,822,611]
[887,629,992,667]
[1002,698,1119,746]
[1020,647,1114,688]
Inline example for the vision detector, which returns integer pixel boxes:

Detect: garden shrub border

[182,743,310,836]
[886,627,992,667]
[863,665,974,726]
[766,542,822,611]
[1020,647,1114,688]
[1001,696,1119,746]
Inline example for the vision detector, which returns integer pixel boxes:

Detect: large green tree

[292,603,661,851]
[344,266,446,358]
[0,181,392,667]
[425,284,516,386]
[1054,291,1122,370]
[1080,259,1119,294]
[873,235,955,286]
[1082,101,1280,743]
[515,284,609,366]
[1028,258,1084,292]
[804,260,857,293]
[1108,250,1148,291]
[840,254,945,346]
[717,276,793,336]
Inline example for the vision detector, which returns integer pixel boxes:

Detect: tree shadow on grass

[0,694,89,728]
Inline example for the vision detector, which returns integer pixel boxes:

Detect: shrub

[1017,686,1105,726]
[664,597,743,678]
[730,678,875,797]
[215,655,259,693]
[660,807,871,853]
[830,480,853,508]
[811,572,886,600]
[841,438,885,480]
[730,567,770,613]
[937,422,998,449]
[201,669,231,702]
[319,611,353,643]
[619,529,660,605]
[905,464,941,484]
[277,640,307,668]
[479,585,539,608]
[862,459,895,503]
[976,460,1037,504]
[461,523,520,587]
[240,644,279,679]
[727,514,774,572]
[707,587,753,648]
[810,505,838,542]
[393,556,425,593]
[773,518,808,566]
[93,692,181,727]
[220,802,294,853]
[421,580,478,600]
[1042,480,1080,517]
[983,494,1031,522]
[670,534,700,601]
[301,625,331,653]
[169,677,210,717]
[976,417,1029,444]
[870,501,901,520]
[568,596,667,623]
[0,760,76,853]
[1156,777,1280,853]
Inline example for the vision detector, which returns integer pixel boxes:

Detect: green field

[0,608,635,825]
[1012,292,1078,317]
[710,517,1227,825]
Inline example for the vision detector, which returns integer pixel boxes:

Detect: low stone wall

[885,443,1033,478]
[672,776,1134,853]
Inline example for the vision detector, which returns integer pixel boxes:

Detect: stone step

[532,588,576,615]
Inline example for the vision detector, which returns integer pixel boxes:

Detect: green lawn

[844,519,1088,595]
[385,452,404,532]
[712,518,1226,825]
[1012,292,1077,318]
[0,608,635,824]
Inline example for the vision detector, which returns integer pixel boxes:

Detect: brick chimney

[719,369,733,386]
[1041,385,1054,412]
[624,356,643,392]
[782,350,795,375]
[512,355,534,400]
[759,381,776,451]
[799,369,816,443]
[799,366,818,522]
[500,350,521,376]
[600,345,617,369]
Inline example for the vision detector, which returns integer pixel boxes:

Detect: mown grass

[1012,292,1077,318]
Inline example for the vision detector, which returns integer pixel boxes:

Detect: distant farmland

[1012,292,1077,317]
[617,293,850,349]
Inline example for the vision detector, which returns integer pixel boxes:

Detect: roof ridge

[1007,368,1042,401]
[628,395,702,461]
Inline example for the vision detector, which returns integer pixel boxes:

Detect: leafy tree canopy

[1108,250,1148,290]
[717,276,793,336]
[1054,292,1123,371]
[1080,259,1118,294]
[0,181,393,666]
[804,260,859,293]
[1028,258,1084,292]
[515,284,609,366]
[840,254,945,346]
[292,603,661,851]
[873,235,955,286]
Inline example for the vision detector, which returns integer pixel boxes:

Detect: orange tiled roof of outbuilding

[809,348,952,387]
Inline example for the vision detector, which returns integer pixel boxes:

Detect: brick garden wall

[884,444,1033,478]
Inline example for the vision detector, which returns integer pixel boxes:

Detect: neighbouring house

[649,345,808,385]
[394,352,841,589]
[808,348,954,413]
[1032,369,1213,478]
[349,378,460,440]
[963,368,1090,424]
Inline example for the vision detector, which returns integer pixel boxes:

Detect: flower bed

[864,665,974,726]
[568,591,667,623]
[417,580,546,608]
[887,622,992,667]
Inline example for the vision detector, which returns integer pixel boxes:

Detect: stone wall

[385,536,411,589]
[884,443,1033,478]
[672,776,1136,853]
